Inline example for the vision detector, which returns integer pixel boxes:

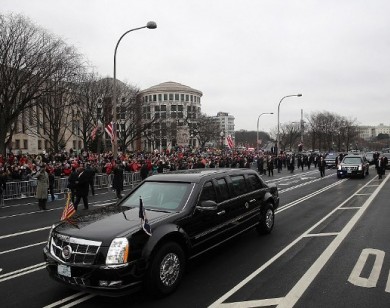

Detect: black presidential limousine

[43,169,279,297]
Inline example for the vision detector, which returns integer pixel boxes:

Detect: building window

[190,95,193,102]
[178,105,183,111]
[169,93,173,101]
[23,140,28,149]
[164,94,168,101]
[153,95,157,101]
[161,105,167,111]
[145,96,148,102]
[155,105,160,112]
[158,94,162,101]
[185,95,189,102]
[175,93,179,101]
[38,140,42,150]
[181,94,184,101]
[171,105,177,111]
[15,139,20,149]
[187,106,191,112]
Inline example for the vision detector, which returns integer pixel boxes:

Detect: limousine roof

[144,168,258,183]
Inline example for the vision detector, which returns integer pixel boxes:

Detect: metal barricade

[131,172,142,187]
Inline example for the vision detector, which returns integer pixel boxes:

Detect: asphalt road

[1,166,390,308]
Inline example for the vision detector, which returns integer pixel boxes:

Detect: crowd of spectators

[0,148,260,186]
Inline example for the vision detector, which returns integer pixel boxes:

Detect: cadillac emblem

[62,245,72,260]
[245,202,249,209]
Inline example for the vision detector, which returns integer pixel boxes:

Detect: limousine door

[185,180,230,256]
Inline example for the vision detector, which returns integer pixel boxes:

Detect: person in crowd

[256,155,264,175]
[48,169,55,201]
[267,155,274,177]
[34,163,49,210]
[85,163,96,196]
[318,156,326,178]
[376,155,387,179]
[289,155,295,173]
[67,167,78,203]
[73,166,90,210]
[112,161,124,199]
[140,161,149,181]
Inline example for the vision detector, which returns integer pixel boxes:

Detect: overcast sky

[3,0,390,134]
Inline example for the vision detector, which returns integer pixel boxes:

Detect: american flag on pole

[139,197,152,236]
[91,126,99,140]
[105,122,115,142]
[226,135,234,149]
[61,192,76,220]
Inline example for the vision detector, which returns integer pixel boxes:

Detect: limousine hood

[54,205,174,245]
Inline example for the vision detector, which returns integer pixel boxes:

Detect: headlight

[338,165,341,170]
[106,238,129,265]
[47,224,55,248]
[358,165,362,170]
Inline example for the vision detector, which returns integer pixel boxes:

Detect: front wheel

[256,203,274,235]
[146,242,185,297]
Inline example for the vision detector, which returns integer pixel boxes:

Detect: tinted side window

[199,181,217,202]
[247,174,264,190]
[216,178,230,202]
[230,175,247,196]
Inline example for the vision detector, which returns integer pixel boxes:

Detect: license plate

[57,264,71,277]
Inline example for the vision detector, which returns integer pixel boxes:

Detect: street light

[112,21,157,158]
[277,94,302,154]
[256,112,273,152]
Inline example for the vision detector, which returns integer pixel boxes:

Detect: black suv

[337,154,369,178]
[43,169,279,297]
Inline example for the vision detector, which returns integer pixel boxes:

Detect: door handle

[217,210,226,215]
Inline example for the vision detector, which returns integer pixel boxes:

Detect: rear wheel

[146,242,185,297]
[256,203,274,235]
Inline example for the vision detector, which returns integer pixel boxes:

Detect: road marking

[219,297,283,307]
[42,292,90,308]
[348,248,384,288]
[0,241,47,255]
[57,294,96,307]
[277,174,389,307]
[209,174,384,307]
[0,262,46,282]
[0,226,52,240]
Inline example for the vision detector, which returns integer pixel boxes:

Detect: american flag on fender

[139,197,152,236]
[105,122,115,142]
[61,192,76,220]
[226,135,234,149]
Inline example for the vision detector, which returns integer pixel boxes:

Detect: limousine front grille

[50,233,102,265]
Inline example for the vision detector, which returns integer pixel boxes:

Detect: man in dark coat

[85,163,96,196]
[318,156,326,177]
[67,167,78,203]
[73,167,90,210]
[140,161,149,181]
[112,162,124,199]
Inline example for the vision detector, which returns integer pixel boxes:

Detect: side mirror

[196,200,218,211]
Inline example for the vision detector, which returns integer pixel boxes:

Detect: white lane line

[42,292,88,308]
[0,241,47,255]
[219,297,283,307]
[277,180,347,213]
[209,174,381,307]
[0,226,51,240]
[279,174,340,194]
[0,262,46,282]
[0,208,59,219]
[303,232,339,238]
[277,174,389,308]
[57,294,96,307]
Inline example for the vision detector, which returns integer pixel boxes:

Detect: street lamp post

[112,21,157,159]
[277,94,302,154]
[256,112,273,152]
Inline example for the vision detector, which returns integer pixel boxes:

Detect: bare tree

[0,13,83,155]
[192,113,220,149]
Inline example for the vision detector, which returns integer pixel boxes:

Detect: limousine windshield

[122,181,193,211]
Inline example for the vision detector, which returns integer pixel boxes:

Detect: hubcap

[265,209,274,229]
[159,252,180,287]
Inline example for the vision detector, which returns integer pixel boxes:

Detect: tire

[146,242,185,297]
[256,203,274,235]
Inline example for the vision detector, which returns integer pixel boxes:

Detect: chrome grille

[50,233,102,265]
